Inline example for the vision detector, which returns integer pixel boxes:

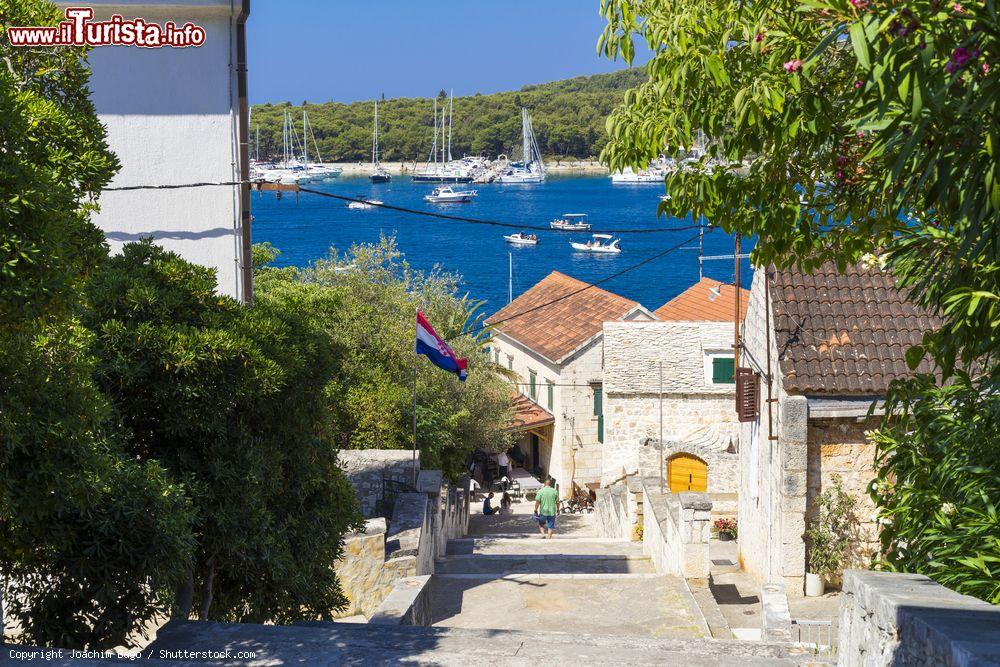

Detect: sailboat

[497,107,545,184]
[412,91,478,183]
[260,110,342,183]
[370,99,391,183]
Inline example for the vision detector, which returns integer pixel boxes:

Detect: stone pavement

[428,502,706,638]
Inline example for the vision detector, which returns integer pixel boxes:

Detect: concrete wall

[57,1,247,300]
[641,478,711,579]
[602,322,739,500]
[338,450,420,518]
[837,570,1000,667]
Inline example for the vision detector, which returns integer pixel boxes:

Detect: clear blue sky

[246,1,646,105]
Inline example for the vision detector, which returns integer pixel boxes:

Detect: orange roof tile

[508,392,555,431]
[487,271,646,362]
[654,277,750,322]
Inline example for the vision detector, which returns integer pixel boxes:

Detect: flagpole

[412,311,419,488]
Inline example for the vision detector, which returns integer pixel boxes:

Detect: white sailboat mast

[372,99,378,166]
[448,89,453,162]
[302,108,308,165]
[522,107,531,167]
[432,98,438,167]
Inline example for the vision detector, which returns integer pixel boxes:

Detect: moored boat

[424,186,477,203]
[370,99,392,183]
[550,213,592,231]
[570,233,622,254]
[504,232,539,246]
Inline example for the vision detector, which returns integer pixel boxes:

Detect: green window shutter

[593,386,603,416]
[598,414,604,443]
[529,371,537,400]
[547,382,554,410]
[712,357,735,384]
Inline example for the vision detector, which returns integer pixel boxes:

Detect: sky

[247,1,647,105]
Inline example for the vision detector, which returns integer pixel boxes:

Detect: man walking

[533,478,558,539]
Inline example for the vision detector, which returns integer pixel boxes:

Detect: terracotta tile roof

[770,262,940,395]
[508,392,555,431]
[487,271,647,362]
[654,277,750,321]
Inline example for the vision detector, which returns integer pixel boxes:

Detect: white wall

[59,1,247,301]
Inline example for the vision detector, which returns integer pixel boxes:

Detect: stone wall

[595,484,630,539]
[837,570,1000,667]
[369,575,435,626]
[333,519,396,619]
[807,418,879,572]
[338,449,420,518]
[641,478,711,578]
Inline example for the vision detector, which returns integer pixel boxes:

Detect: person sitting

[500,491,513,514]
[482,492,498,515]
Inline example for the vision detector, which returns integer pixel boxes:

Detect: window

[494,348,500,364]
[546,380,554,410]
[529,370,537,401]
[592,384,604,443]
[507,354,513,371]
[705,352,736,385]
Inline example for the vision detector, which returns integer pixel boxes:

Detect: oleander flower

[755,31,765,42]
[854,80,863,89]
[946,47,971,73]
[784,59,804,73]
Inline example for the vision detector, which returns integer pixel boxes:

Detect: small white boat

[347,197,383,210]
[571,233,622,254]
[550,213,592,231]
[424,186,477,203]
[504,232,539,246]
[659,194,671,202]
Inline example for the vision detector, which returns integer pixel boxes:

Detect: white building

[56,0,252,301]
[601,278,748,515]
[486,271,655,497]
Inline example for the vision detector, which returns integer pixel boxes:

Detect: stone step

[446,536,642,556]
[145,619,822,665]
[434,552,654,575]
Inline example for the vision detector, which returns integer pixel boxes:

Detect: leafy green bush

[805,476,856,578]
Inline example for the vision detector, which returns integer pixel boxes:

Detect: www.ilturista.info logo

[7,7,206,48]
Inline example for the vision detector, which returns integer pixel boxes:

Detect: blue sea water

[252,174,753,313]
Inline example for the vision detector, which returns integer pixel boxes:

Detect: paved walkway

[427,502,707,639]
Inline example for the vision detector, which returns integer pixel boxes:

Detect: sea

[252,174,753,313]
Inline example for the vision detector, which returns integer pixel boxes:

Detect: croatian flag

[415,310,469,381]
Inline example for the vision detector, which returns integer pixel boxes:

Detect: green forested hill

[250,68,646,163]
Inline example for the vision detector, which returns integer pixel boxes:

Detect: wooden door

[669,454,708,493]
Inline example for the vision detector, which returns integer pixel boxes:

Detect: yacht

[570,233,622,254]
[424,186,477,203]
[496,108,545,183]
[550,213,592,231]
[370,99,391,183]
[503,232,539,246]
[265,109,342,183]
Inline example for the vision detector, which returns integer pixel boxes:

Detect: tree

[84,240,361,622]
[0,0,194,649]
[261,238,514,480]
[598,0,999,600]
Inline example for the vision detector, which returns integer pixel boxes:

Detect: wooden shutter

[712,356,735,383]
[736,367,759,422]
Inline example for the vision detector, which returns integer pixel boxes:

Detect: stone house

[601,278,749,516]
[56,0,253,301]
[737,262,938,592]
[486,271,655,496]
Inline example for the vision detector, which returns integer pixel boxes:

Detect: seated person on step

[482,492,498,515]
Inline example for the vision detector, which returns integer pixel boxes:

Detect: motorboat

[611,164,666,184]
[424,186,477,203]
[347,197,383,210]
[660,194,671,202]
[570,233,622,254]
[550,213,592,231]
[504,232,539,246]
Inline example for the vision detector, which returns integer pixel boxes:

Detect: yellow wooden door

[669,455,708,493]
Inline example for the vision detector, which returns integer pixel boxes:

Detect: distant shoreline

[316,160,610,176]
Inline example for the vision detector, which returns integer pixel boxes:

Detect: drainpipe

[235,0,253,303]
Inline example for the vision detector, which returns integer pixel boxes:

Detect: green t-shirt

[535,486,558,516]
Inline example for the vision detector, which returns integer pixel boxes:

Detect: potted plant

[713,517,738,541]
[804,475,856,596]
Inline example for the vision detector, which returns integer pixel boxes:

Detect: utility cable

[445,230,713,342]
